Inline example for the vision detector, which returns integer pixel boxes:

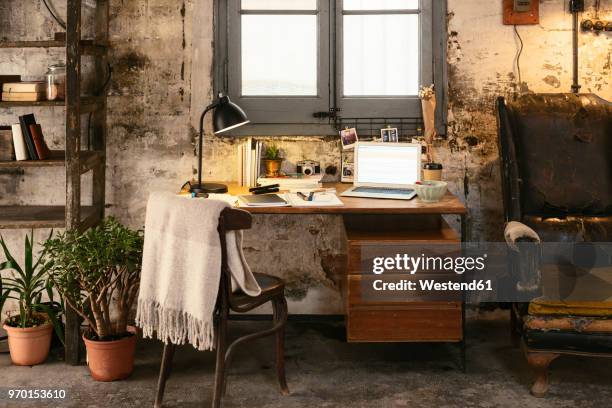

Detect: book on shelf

[237,138,263,188]
[2,92,46,102]
[2,81,45,93]
[18,114,38,160]
[0,75,21,99]
[29,124,51,160]
[11,124,29,161]
[0,126,15,161]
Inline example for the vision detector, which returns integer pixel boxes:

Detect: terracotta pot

[83,326,137,382]
[3,318,53,366]
[263,159,283,177]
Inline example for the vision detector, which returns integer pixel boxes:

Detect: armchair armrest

[505,221,542,295]
[505,221,540,249]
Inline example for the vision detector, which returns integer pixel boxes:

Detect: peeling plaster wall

[1,1,610,315]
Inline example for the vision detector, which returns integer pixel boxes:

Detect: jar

[423,162,443,181]
[45,63,66,101]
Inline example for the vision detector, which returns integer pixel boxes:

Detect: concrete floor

[1,316,611,408]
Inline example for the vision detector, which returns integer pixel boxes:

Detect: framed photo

[340,127,358,150]
[341,150,354,183]
[381,127,399,143]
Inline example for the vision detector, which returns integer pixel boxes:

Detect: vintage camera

[296,160,321,176]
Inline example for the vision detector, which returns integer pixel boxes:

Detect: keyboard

[352,187,415,195]
[340,186,416,200]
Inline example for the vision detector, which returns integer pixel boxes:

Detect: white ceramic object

[414,181,448,203]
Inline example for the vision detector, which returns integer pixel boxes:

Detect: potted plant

[44,217,144,381]
[1,231,63,366]
[262,144,283,176]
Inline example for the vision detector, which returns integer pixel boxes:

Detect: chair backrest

[217,207,253,301]
[497,93,612,220]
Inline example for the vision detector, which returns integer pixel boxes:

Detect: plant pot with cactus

[44,217,144,381]
[1,231,64,366]
[262,144,283,176]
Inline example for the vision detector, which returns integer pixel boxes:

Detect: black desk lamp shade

[191,94,249,195]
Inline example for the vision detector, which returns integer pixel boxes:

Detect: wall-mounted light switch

[503,0,539,25]
[514,0,532,13]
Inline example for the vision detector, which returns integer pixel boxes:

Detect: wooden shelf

[0,150,103,173]
[0,205,99,230]
[0,40,107,55]
[0,96,103,113]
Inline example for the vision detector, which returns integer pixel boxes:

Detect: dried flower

[418,84,435,100]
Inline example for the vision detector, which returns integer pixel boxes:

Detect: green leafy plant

[0,273,10,328]
[44,217,144,341]
[264,144,281,160]
[0,231,63,341]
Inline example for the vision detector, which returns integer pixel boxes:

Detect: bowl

[414,181,448,203]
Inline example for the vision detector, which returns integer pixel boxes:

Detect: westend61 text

[372,279,493,292]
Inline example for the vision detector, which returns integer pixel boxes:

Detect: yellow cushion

[529,298,612,317]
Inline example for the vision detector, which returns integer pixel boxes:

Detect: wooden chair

[154,208,289,408]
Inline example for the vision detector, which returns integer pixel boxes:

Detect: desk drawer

[346,305,462,342]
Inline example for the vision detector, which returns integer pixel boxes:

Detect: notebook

[238,194,288,207]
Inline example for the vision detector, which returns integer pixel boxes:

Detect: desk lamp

[190,93,250,195]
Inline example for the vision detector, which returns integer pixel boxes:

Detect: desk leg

[460,213,467,372]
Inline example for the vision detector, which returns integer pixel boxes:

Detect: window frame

[335,0,432,118]
[213,0,447,136]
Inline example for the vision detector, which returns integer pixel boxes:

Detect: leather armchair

[497,93,612,397]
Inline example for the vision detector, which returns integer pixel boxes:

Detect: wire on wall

[41,0,67,30]
[513,24,524,92]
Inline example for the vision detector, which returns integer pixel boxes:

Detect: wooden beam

[64,0,83,367]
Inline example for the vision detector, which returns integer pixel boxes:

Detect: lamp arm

[197,102,219,188]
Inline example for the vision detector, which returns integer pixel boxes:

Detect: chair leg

[273,295,290,396]
[154,343,176,408]
[212,306,229,408]
[526,352,559,398]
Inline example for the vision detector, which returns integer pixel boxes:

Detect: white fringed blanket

[136,192,261,351]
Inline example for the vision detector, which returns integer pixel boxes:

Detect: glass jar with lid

[46,63,66,101]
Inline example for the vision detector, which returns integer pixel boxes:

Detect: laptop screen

[356,143,421,186]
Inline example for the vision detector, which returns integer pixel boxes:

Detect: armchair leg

[273,296,290,396]
[510,306,520,348]
[526,352,559,397]
[154,343,176,408]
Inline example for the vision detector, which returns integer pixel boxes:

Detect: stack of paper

[284,192,344,207]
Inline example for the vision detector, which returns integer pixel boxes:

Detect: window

[215,0,445,135]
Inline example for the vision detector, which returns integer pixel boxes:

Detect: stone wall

[0,0,610,314]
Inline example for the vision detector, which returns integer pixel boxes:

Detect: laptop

[340,142,421,200]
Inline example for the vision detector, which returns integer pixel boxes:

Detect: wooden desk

[229,182,468,368]
[227,183,467,215]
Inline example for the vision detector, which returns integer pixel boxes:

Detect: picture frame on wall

[340,127,358,150]
[381,127,399,143]
[341,150,354,183]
